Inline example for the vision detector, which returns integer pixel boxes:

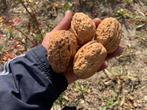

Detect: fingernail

[103,63,108,68]
[65,10,71,14]
[94,18,101,21]
[101,62,108,69]
[117,46,124,53]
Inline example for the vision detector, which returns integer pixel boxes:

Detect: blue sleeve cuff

[0,45,68,110]
[29,45,68,92]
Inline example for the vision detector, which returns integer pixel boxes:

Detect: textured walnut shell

[71,12,96,45]
[47,30,78,73]
[73,41,107,79]
[96,17,122,54]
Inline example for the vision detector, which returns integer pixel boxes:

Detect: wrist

[42,33,51,50]
[64,69,78,84]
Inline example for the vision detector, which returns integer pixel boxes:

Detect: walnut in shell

[71,12,96,45]
[96,17,122,54]
[73,41,107,79]
[48,30,78,73]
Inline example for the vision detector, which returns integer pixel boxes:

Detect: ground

[0,0,147,110]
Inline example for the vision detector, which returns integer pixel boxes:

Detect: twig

[103,69,112,80]
[3,17,36,50]
[18,0,43,40]
[18,0,34,19]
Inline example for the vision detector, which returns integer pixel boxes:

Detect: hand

[42,11,73,49]
[42,11,123,84]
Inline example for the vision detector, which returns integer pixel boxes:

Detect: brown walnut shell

[96,17,122,54]
[71,12,96,46]
[73,41,107,79]
[47,30,78,73]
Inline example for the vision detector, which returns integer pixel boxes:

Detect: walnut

[47,30,78,73]
[71,12,96,46]
[73,41,107,79]
[96,17,122,54]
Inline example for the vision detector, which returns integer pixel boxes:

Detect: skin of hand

[42,11,123,84]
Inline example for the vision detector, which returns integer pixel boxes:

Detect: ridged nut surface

[96,17,122,54]
[73,41,107,79]
[48,30,78,73]
[71,12,96,45]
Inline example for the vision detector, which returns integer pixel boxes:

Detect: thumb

[53,10,73,31]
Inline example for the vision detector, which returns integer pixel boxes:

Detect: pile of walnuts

[47,12,122,79]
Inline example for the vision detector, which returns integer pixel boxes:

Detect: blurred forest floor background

[0,0,147,110]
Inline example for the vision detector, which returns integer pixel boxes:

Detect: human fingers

[93,18,101,28]
[97,62,108,72]
[53,10,73,31]
[106,46,124,60]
